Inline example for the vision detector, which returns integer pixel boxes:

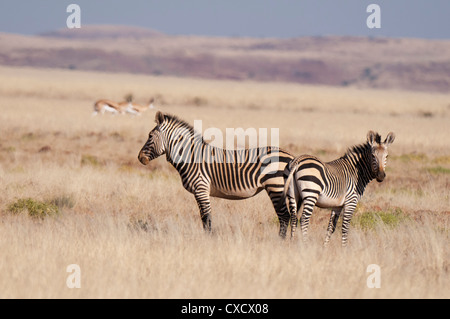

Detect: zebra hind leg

[194,192,212,232]
[278,211,290,239]
[288,194,297,239]
[274,203,290,239]
[267,190,291,239]
[288,195,303,240]
[299,196,318,243]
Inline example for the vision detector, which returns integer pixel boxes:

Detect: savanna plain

[0,65,448,298]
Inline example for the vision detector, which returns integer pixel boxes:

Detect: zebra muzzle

[376,171,386,182]
[138,152,150,165]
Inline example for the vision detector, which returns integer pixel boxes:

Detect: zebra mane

[162,113,196,135]
[344,141,372,159]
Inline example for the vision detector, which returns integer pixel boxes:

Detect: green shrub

[352,208,407,231]
[8,198,60,219]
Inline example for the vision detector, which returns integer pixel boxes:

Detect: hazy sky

[0,0,449,39]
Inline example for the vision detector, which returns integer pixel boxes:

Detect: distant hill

[0,25,449,92]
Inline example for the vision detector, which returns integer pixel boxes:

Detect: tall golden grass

[0,65,448,298]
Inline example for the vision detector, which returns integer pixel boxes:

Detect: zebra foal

[138,112,294,236]
[281,131,395,246]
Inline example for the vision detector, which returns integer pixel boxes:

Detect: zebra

[137,111,294,237]
[280,131,395,246]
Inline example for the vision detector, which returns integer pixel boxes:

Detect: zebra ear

[367,131,376,146]
[384,132,395,145]
[375,133,382,144]
[155,111,165,125]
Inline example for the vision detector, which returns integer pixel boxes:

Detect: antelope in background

[128,98,155,115]
[92,99,132,116]
[92,96,155,116]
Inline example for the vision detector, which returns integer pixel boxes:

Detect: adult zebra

[138,111,294,237]
[281,131,395,246]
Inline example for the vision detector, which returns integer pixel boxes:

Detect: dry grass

[0,65,448,299]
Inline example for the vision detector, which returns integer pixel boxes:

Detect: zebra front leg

[324,208,342,246]
[341,200,357,247]
[299,196,318,242]
[194,191,212,232]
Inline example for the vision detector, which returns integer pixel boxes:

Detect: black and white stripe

[281,131,395,246]
[138,112,294,236]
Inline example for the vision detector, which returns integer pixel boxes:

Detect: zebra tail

[276,160,300,212]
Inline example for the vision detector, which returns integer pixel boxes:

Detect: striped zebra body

[138,112,293,236]
[283,131,395,246]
